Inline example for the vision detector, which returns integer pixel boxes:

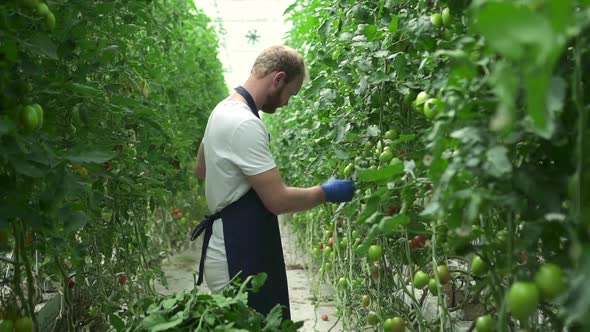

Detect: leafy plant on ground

[126,273,304,332]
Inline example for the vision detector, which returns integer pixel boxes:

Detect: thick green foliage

[268,0,590,330]
[0,0,226,329]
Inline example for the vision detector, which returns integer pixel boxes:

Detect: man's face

[262,73,303,114]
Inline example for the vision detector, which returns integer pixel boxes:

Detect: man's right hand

[320,179,355,203]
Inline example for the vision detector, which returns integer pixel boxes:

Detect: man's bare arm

[195,143,206,180]
[246,167,325,215]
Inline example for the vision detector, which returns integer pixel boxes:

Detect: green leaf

[60,209,89,234]
[357,195,380,224]
[151,312,185,332]
[472,2,553,62]
[525,68,554,138]
[10,159,48,178]
[161,298,177,311]
[23,33,58,60]
[378,214,410,235]
[263,305,285,328]
[0,117,17,136]
[65,150,117,163]
[110,314,125,332]
[485,146,512,178]
[358,164,404,182]
[66,83,102,96]
[250,272,268,292]
[389,15,399,33]
[141,313,167,329]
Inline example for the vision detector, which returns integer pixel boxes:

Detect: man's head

[250,45,306,113]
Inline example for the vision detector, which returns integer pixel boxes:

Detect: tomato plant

[271,0,590,330]
[0,0,226,329]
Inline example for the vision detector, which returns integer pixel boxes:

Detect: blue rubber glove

[320,179,355,203]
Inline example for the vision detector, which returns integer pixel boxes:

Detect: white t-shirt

[201,99,276,293]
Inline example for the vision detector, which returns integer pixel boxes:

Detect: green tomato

[384,129,398,140]
[32,103,43,129]
[0,320,14,332]
[413,270,429,289]
[21,105,39,134]
[414,91,429,110]
[428,278,440,296]
[339,238,348,250]
[471,256,489,276]
[390,157,402,166]
[430,13,443,27]
[441,7,452,26]
[534,263,565,299]
[436,264,450,284]
[379,150,393,163]
[36,3,50,16]
[361,295,370,307]
[343,163,354,176]
[323,246,332,256]
[367,312,379,326]
[507,282,540,320]
[14,317,33,332]
[325,229,333,238]
[312,247,320,257]
[475,315,494,332]
[367,245,383,262]
[338,277,348,287]
[383,317,405,332]
[324,262,333,271]
[423,98,442,120]
[46,12,56,31]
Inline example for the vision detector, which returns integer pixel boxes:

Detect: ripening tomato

[327,237,334,247]
[118,274,127,285]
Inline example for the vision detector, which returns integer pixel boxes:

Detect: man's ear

[273,71,287,86]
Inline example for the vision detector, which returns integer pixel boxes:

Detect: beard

[261,88,284,114]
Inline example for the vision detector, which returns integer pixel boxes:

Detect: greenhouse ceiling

[195,0,296,89]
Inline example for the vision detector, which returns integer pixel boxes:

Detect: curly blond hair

[251,45,306,83]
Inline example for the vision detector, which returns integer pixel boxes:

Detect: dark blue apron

[191,86,291,319]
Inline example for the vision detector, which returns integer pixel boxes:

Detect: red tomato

[68,278,75,289]
[327,237,334,247]
[321,314,328,321]
[118,274,127,285]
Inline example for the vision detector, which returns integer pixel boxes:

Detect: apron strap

[235,86,259,118]
[190,212,220,285]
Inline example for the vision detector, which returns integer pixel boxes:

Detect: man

[192,45,355,320]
